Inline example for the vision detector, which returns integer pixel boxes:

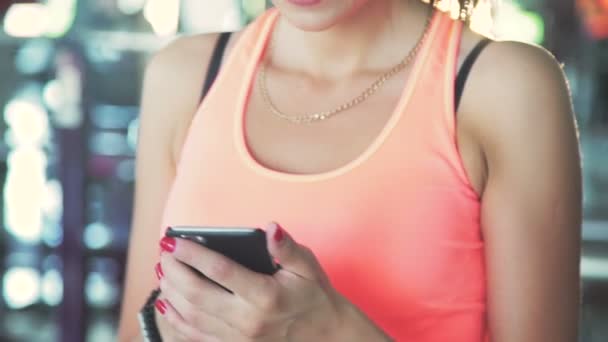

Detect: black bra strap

[455,38,491,111]
[201,32,232,102]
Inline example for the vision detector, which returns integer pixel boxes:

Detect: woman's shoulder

[459,28,571,124]
[458,29,575,170]
[141,30,244,163]
[461,25,564,97]
[145,31,243,92]
[459,23,560,76]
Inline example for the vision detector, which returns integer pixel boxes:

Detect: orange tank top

[161,8,487,341]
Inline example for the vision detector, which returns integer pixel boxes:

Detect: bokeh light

[143,0,180,36]
[2,267,41,309]
[41,269,63,306]
[84,222,113,250]
[85,271,118,308]
[4,148,48,244]
[4,4,48,38]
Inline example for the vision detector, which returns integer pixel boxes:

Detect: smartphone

[166,226,279,276]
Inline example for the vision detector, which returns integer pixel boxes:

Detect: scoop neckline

[234,8,442,183]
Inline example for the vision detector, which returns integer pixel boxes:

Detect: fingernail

[160,237,176,253]
[273,224,285,242]
[155,299,167,315]
[155,263,163,280]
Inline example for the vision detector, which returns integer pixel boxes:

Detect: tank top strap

[426,13,472,190]
[442,13,465,140]
[380,10,474,195]
[404,9,463,124]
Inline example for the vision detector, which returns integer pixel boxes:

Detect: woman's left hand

[156,222,390,342]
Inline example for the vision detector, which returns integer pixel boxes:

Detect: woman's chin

[280,13,340,32]
[271,0,366,32]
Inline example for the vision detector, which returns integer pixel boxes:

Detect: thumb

[266,222,324,280]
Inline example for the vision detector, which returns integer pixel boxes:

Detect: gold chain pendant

[259,7,434,125]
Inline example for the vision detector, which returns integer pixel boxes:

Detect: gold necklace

[259,9,434,125]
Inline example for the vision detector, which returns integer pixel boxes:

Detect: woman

[118,0,582,341]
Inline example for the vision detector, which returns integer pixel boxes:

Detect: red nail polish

[155,299,167,315]
[160,237,176,253]
[273,225,284,242]
[155,263,164,280]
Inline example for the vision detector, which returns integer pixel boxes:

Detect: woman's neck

[271,0,430,80]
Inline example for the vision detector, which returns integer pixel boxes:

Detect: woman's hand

[155,222,390,342]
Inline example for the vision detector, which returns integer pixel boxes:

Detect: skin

[118,0,582,341]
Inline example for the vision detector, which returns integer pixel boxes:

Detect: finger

[161,281,278,342]
[159,252,241,321]
[163,237,277,307]
[266,222,325,280]
[155,298,220,342]
[162,285,236,337]
[155,293,199,341]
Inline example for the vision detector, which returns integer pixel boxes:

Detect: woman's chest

[242,73,404,175]
[164,163,485,308]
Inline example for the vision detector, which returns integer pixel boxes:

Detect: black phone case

[166,227,278,276]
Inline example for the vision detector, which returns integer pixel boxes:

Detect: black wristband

[138,289,163,342]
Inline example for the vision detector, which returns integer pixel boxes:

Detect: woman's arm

[462,41,582,341]
[117,33,223,341]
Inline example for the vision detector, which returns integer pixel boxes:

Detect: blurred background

[0,0,605,341]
